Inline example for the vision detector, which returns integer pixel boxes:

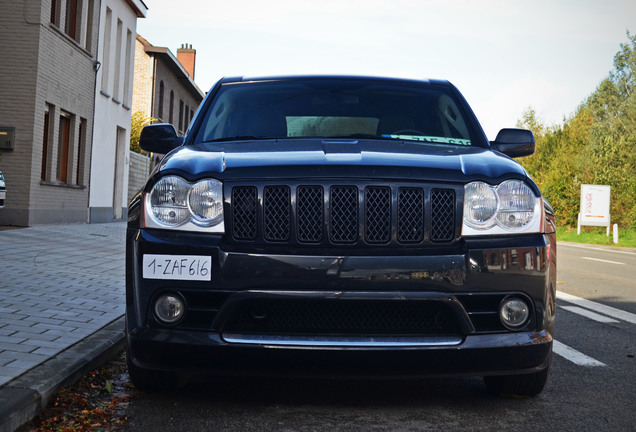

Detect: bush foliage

[518,32,636,229]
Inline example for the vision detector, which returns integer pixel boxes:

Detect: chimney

[176,43,196,79]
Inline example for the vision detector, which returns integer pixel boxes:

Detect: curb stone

[0,317,125,432]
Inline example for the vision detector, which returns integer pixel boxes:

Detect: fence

[128,151,150,203]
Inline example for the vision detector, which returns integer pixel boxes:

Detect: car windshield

[194,79,479,146]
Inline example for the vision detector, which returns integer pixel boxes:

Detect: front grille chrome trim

[221,333,463,347]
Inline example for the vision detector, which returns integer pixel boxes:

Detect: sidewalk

[0,222,126,432]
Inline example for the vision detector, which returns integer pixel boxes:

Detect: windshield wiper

[326,133,385,140]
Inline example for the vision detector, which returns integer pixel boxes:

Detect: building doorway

[113,126,126,219]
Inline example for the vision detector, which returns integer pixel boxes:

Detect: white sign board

[578,184,611,235]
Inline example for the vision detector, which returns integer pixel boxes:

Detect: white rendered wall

[89,0,144,220]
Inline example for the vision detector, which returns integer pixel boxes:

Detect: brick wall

[0,1,40,222]
[154,58,204,134]
[132,37,153,117]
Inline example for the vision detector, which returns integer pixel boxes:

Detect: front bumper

[126,227,556,378]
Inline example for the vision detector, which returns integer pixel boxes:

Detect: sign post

[578,184,611,236]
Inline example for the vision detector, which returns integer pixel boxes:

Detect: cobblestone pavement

[0,222,126,387]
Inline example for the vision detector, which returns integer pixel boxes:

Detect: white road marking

[557,291,636,325]
[581,256,625,265]
[559,242,636,256]
[559,305,619,323]
[553,340,606,367]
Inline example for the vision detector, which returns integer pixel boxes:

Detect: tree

[130,111,157,154]
[517,33,636,229]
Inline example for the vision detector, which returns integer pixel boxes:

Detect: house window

[169,90,174,124]
[57,112,72,183]
[123,29,132,105]
[101,8,112,93]
[113,18,123,100]
[84,0,94,52]
[65,0,81,41]
[158,81,164,120]
[184,104,189,129]
[76,118,87,185]
[51,0,61,26]
[179,100,184,133]
[42,107,51,181]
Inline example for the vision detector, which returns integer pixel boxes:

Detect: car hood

[157,139,530,186]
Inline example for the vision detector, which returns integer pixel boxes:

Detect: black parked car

[126,76,556,395]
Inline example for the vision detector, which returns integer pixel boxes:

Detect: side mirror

[139,123,184,154]
[490,128,535,158]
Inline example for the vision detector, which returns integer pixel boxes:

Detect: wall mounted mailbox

[0,127,15,150]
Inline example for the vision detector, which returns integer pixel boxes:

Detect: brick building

[132,35,204,137]
[0,0,101,225]
[0,0,146,226]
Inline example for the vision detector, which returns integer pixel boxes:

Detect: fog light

[499,297,530,328]
[154,294,185,324]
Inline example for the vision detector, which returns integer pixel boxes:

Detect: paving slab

[0,222,126,432]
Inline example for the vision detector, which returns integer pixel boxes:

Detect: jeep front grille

[229,182,458,246]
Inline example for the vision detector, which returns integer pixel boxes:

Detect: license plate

[143,254,212,281]
[0,191,5,200]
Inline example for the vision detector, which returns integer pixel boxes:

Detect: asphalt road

[122,242,636,431]
[557,241,636,313]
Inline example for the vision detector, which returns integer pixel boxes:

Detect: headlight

[462,180,542,235]
[495,181,537,229]
[144,176,224,232]
[463,182,498,228]
[149,176,190,226]
[188,179,224,225]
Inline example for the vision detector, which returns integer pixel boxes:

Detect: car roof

[219,75,452,88]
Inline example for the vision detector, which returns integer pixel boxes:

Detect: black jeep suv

[126,76,556,395]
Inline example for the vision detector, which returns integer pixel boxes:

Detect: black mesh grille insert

[224,299,462,335]
[232,186,257,240]
[431,189,455,242]
[397,187,424,243]
[365,187,391,243]
[329,186,358,243]
[264,186,291,241]
[297,186,324,243]
[229,183,457,246]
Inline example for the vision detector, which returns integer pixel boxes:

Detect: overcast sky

[136,0,635,139]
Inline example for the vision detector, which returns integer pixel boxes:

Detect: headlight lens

[462,180,542,235]
[188,180,224,225]
[495,180,536,229]
[144,176,224,232]
[463,182,498,227]
[149,176,190,226]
